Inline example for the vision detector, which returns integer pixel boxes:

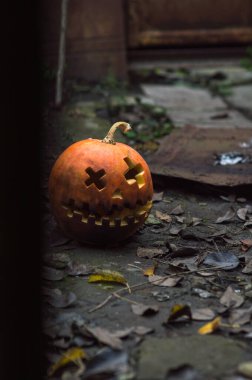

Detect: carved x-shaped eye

[85,167,106,190]
[124,157,145,189]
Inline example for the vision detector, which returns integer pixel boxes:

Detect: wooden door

[127,0,252,48]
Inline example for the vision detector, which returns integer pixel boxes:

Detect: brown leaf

[215,208,235,224]
[83,326,123,350]
[149,275,182,287]
[166,304,192,323]
[169,226,183,236]
[192,308,216,321]
[242,259,252,274]
[240,239,252,252]
[220,286,244,309]
[42,266,66,281]
[137,247,164,259]
[131,303,159,316]
[237,362,252,378]
[153,192,163,202]
[175,216,186,224]
[170,205,184,215]
[192,217,202,226]
[112,327,134,339]
[134,326,154,335]
[46,288,77,308]
[169,247,198,258]
[155,210,172,223]
[66,261,92,276]
[229,307,252,326]
[237,208,248,221]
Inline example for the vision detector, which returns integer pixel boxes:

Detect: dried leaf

[237,208,248,221]
[84,348,128,379]
[145,214,162,225]
[170,205,184,215]
[220,286,244,309]
[237,362,252,378]
[144,265,157,277]
[229,307,252,326]
[149,275,182,287]
[166,304,192,323]
[42,266,66,281]
[169,226,183,236]
[44,252,71,269]
[170,247,198,258]
[192,217,202,226]
[242,259,252,274]
[240,239,252,252]
[83,326,123,350]
[46,288,77,308]
[198,317,221,335]
[192,308,215,321]
[66,261,92,276]
[137,247,164,259]
[175,216,185,224]
[237,197,247,203]
[203,251,239,270]
[215,208,235,223]
[220,194,236,202]
[134,326,154,335]
[131,303,159,316]
[112,327,134,339]
[192,288,213,299]
[153,191,163,202]
[155,210,172,223]
[48,347,86,376]
[88,270,127,285]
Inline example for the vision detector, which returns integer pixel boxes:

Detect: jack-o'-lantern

[48,122,153,244]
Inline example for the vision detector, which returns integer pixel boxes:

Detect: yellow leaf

[48,347,86,376]
[144,265,157,277]
[167,304,192,322]
[88,270,127,285]
[198,316,221,335]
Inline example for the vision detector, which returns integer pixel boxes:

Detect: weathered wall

[40,0,127,81]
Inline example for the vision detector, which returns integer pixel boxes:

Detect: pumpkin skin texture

[48,122,153,245]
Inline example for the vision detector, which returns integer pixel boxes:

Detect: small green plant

[240,47,252,71]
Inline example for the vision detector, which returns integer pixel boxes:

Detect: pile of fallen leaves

[41,191,252,379]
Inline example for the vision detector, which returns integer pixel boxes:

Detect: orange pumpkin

[48,122,153,244]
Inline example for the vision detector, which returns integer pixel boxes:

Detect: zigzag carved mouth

[62,200,152,227]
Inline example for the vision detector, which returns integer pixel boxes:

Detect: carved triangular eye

[112,189,123,199]
[124,157,145,189]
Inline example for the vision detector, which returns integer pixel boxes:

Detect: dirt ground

[41,59,252,380]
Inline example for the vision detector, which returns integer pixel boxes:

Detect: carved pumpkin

[48,122,153,244]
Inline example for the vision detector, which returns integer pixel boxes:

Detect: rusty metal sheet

[148,126,252,187]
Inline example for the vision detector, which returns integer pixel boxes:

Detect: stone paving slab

[141,84,252,128]
[226,85,252,118]
[190,66,252,85]
[137,335,250,380]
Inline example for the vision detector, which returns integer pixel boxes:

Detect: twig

[88,264,226,313]
[88,294,113,313]
[113,292,139,305]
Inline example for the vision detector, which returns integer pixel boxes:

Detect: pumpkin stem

[102,121,132,145]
